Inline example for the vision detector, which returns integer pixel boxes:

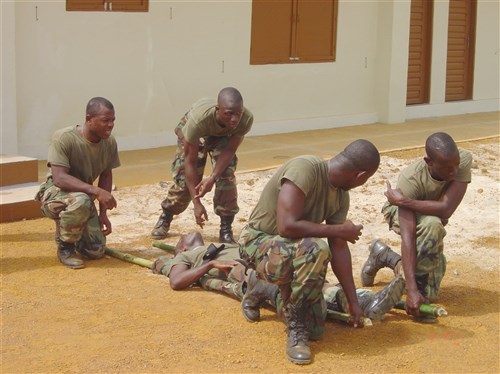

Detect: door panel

[445,0,476,101]
[406,0,433,105]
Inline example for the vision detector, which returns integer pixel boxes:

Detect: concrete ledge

[0,154,38,187]
[0,183,42,222]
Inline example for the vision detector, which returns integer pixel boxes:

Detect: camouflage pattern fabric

[161,114,239,217]
[322,283,374,312]
[199,262,246,300]
[36,179,106,250]
[382,204,447,301]
[239,225,331,338]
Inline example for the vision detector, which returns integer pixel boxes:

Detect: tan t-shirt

[181,98,253,144]
[162,244,241,280]
[47,125,120,184]
[397,147,472,200]
[248,155,349,234]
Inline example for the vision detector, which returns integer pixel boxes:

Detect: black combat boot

[360,240,401,286]
[284,303,312,365]
[219,215,236,243]
[151,211,174,240]
[55,221,84,269]
[241,270,279,322]
[57,241,85,269]
[358,275,405,320]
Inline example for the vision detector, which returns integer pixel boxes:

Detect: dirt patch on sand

[2,138,499,373]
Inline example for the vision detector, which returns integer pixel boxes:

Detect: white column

[375,0,411,124]
[1,1,18,155]
[429,0,450,104]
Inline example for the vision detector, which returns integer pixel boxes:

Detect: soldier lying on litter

[152,231,404,326]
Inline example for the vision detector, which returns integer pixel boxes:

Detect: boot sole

[241,299,260,323]
[242,312,259,323]
[287,356,312,365]
[59,261,85,269]
[360,262,375,286]
[151,233,168,240]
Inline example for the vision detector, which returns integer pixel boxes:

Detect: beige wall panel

[7,0,499,159]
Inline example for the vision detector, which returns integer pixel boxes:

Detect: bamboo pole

[152,241,176,253]
[394,301,448,317]
[326,310,373,327]
[105,248,154,269]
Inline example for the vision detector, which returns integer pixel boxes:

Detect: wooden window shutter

[250,0,337,65]
[67,0,148,12]
[250,0,294,64]
[294,0,337,62]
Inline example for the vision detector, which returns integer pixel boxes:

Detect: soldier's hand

[99,214,112,236]
[405,289,425,317]
[210,260,239,274]
[194,203,208,229]
[195,176,215,199]
[339,220,363,244]
[95,188,117,210]
[348,303,364,328]
[384,180,405,206]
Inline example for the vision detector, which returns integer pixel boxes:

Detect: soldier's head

[330,139,380,190]
[174,231,205,255]
[424,132,460,182]
[215,87,244,130]
[85,97,115,142]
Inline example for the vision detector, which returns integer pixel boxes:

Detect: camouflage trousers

[238,225,331,339]
[201,265,369,317]
[155,257,247,300]
[160,114,239,217]
[199,260,375,339]
[36,179,106,251]
[383,204,447,301]
[200,262,246,300]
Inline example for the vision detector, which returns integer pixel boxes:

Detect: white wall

[1,1,18,155]
[474,1,500,100]
[4,0,499,159]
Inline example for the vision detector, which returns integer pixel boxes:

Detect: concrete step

[0,155,39,186]
[0,182,42,223]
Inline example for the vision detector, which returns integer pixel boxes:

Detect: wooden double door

[406,0,476,105]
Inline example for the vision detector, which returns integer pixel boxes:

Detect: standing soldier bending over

[36,97,120,269]
[361,132,472,322]
[151,87,253,243]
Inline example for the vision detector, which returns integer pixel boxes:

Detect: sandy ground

[1,137,499,373]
